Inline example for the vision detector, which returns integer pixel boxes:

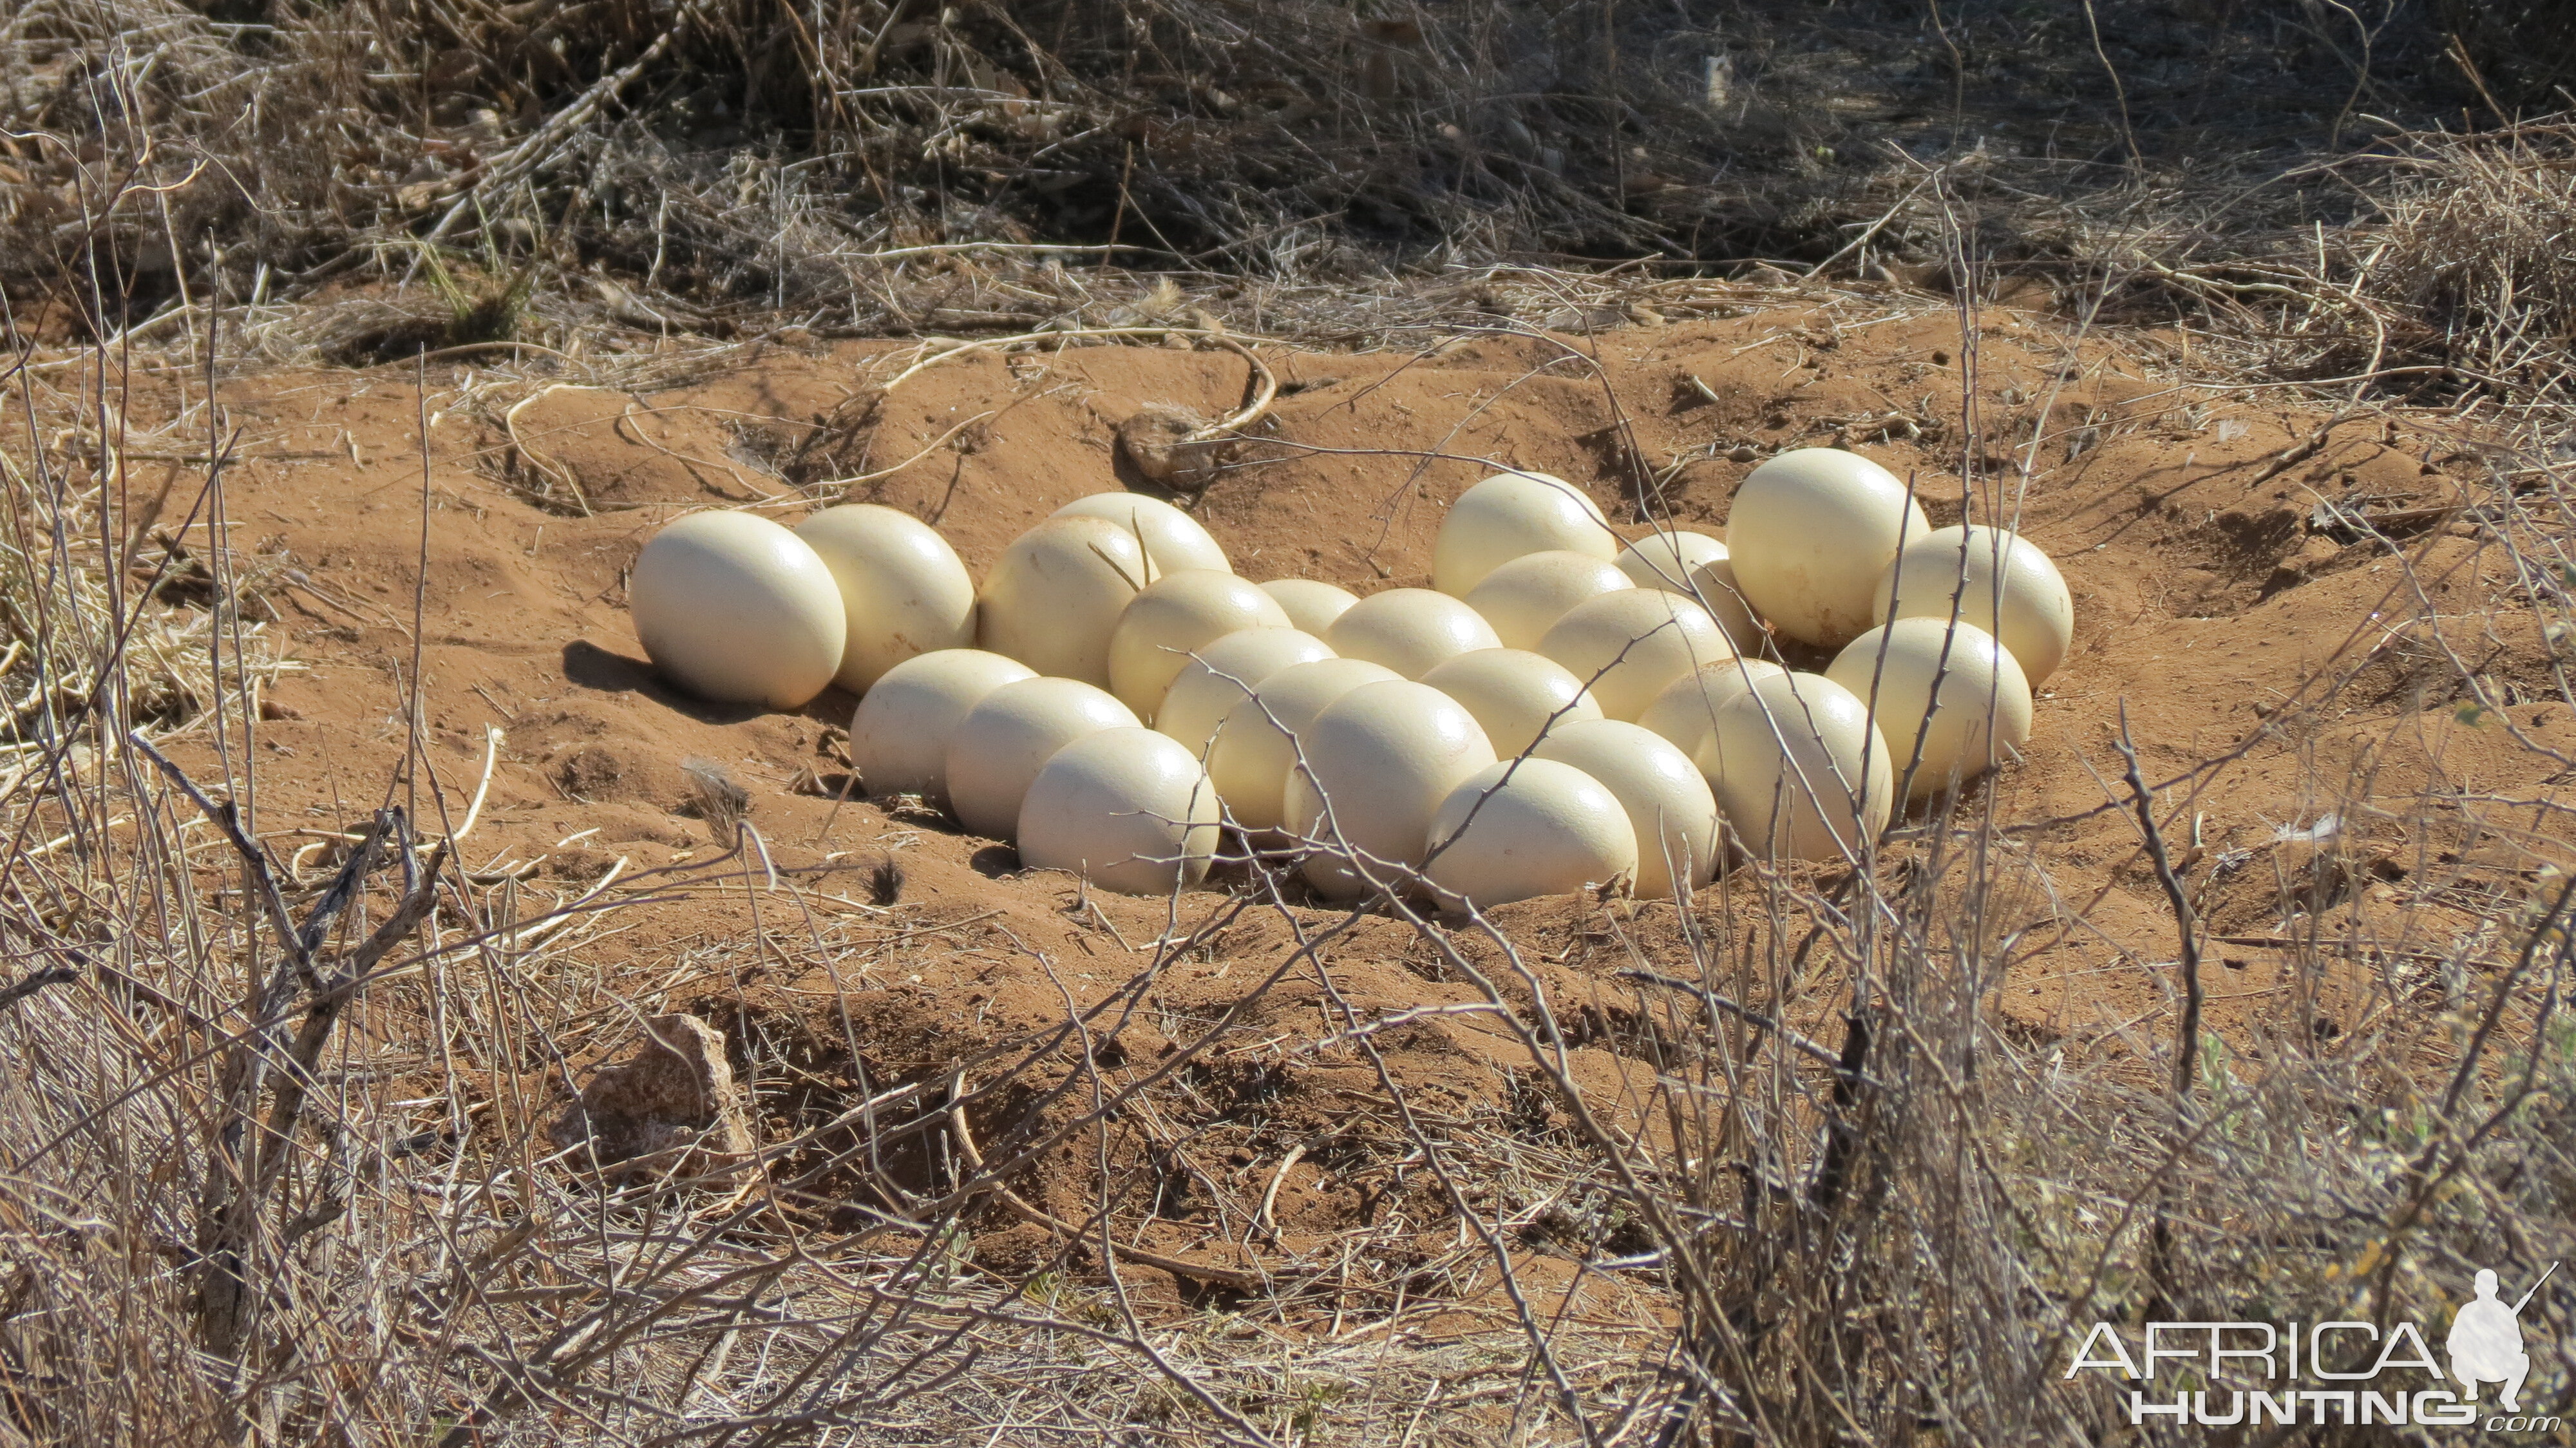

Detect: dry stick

[1614,969,1879,1083]
[1802,170,1940,280]
[2111,701,2201,1324]
[873,324,1288,395]
[0,962,78,1014]
[502,386,594,515]
[1276,885,1608,1446]
[421,15,695,243]
[2081,0,2143,169]
[1191,334,1280,441]
[251,823,450,1211]
[1800,867,1880,1216]
[2112,702,2203,1107]
[2247,408,2356,488]
[835,913,1347,1243]
[153,782,444,1361]
[813,409,995,491]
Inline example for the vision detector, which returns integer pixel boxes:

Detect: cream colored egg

[1431,471,1616,596]
[1681,551,1762,652]
[1424,759,1638,910]
[1636,658,1791,769]
[1725,448,1930,648]
[1419,648,1602,757]
[1017,728,1222,895]
[1826,618,2034,800]
[1259,578,1360,636]
[795,504,978,693]
[1621,531,1762,651]
[630,511,846,709]
[976,517,1157,685]
[1697,672,1894,863]
[1532,718,1720,898]
[1462,549,1636,651]
[1153,628,1337,756]
[945,676,1141,838]
[1327,588,1502,679]
[1282,680,1496,899]
[1537,589,1735,721]
[1053,491,1230,574]
[1107,569,1292,718]
[847,648,1034,803]
[1616,529,1727,591]
[1873,524,2076,685]
[1205,658,1402,832]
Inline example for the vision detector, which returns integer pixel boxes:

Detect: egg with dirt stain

[1636,658,1790,769]
[1258,578,1361,636]
[1826,617,2033,799]
[1205,657,1403,834]
[1615,529,1727,591]
[1107,569,1292,718]
[1531,718,1719,898]
[1424,759,1637,910]
[1462,549,1635,652]
[1282,679,1497,899]
[1697,671,1893,863]
[1618,530,1759,650]
[1537,589,1734,721]
[1872,524,2075,684]
[1153,628,1338,756]
[1419,648,1601,757]
[1326,588,1501,679]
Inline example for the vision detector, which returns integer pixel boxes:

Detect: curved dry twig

[502,385,593,515]
[1193,334,1278,441]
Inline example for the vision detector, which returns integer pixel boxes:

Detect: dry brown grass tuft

[0,0,2523,355]
[2311,118,2576,407]
[2137,115,2576,414]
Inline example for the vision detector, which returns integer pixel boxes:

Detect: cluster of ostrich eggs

[625,455,2072,902]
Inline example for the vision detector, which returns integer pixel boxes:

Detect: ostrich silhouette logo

[2451,1264,2556,1412]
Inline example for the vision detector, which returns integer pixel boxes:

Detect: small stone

[551,1013,752,1180]
[1115,403,1227,491]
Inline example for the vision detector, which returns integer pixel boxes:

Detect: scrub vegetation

[1,1,2573,1443]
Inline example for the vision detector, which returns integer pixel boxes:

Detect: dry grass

[2,274,2573,1445]
[2,1,2575,1442]
[2121,114,2576,418]
[2304,117,2576,409]
[0,0,2539,357]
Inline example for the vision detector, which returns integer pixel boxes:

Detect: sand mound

[107,300,2567,1297]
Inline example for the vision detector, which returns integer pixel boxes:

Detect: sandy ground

[40,299,2571,1301]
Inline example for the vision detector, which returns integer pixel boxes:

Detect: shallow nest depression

[1,287,2572,1445]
